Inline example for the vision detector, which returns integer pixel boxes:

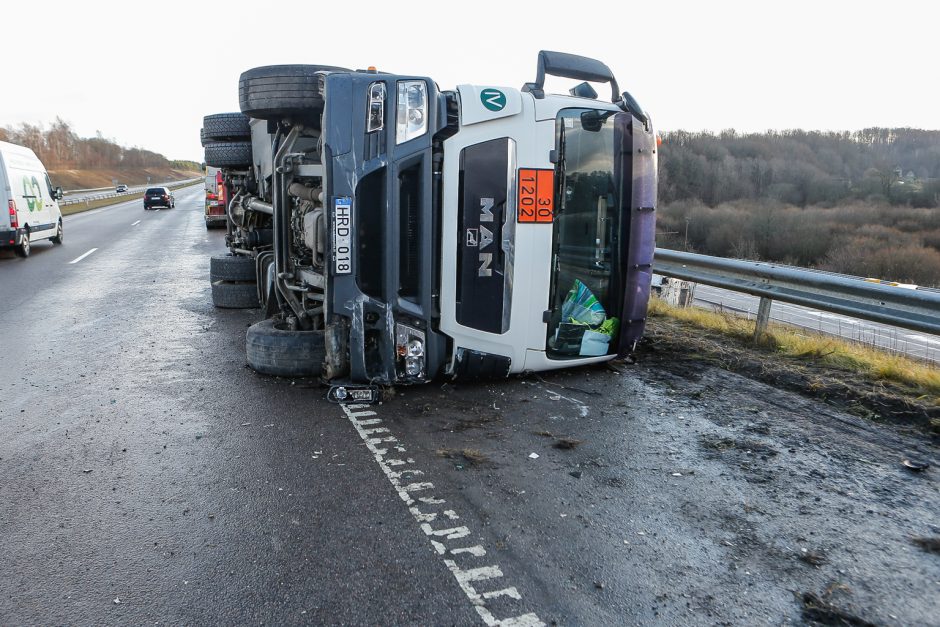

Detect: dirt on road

[383,319,940,625]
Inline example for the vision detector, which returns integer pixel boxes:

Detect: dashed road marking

[340,404,543,626]
[68,248,98,264]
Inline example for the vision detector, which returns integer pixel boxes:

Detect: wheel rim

[57,222,63,242]
[22,234,29,255]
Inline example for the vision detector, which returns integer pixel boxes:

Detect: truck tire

[238,64,349,124]
[199,127,207,146]
[203,113,251,142]
[246,318,325,377]
[210,254,255,282]
[211,280,258,309]
[205,141,252,168]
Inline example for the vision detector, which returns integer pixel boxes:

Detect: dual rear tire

[210,255,258,309]
[202,113,252,169]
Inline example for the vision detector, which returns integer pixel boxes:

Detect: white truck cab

[0,140,64,257]
[439,86,655,376]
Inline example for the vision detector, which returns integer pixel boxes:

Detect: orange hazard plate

[518,168,554,223]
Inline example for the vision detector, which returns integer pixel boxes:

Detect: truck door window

[546,108,623,359]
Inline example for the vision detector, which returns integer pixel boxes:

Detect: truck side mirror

[55,187,63,200]
[580,110,603,132]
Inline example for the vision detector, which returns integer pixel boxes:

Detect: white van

[0,140,64,257]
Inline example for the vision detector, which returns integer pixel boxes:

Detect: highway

[692,284,940,363]
[1,192,937,625]
[60,179,201,205]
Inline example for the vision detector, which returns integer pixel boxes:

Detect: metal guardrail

[58,178,202,206]
[653,248,940,336]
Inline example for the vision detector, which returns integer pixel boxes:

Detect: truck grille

[398,164,421,300]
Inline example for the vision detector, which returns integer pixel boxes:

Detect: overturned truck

[200,51,657,400]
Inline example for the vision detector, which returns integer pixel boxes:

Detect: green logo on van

[480,88,507,112]
[22,176,43,212]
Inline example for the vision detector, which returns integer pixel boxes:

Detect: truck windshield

[546,108,624,359]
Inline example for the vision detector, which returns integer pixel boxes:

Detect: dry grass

[648,298,940,402]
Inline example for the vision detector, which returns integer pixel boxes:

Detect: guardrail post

[754,297,772,341]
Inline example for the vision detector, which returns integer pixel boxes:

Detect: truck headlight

[395,323,426,378]
[367,82,385,133]
[396,80,427,144]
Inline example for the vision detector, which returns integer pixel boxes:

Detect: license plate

[333,197,352,275]
[327,385,380,404]
[517,168,554,223]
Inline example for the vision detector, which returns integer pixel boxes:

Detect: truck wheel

[210,254,255,282]
[246,318,325,377]
[211,280,258,309]
[205,141,252,168]
[238,64,349,125]
[203,113,251,142]
[14,230,30,258]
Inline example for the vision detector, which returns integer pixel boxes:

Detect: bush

[660,199,940,286]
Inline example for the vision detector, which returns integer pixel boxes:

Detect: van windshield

[546,108,624,359]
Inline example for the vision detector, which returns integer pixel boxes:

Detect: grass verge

[648,298,940,399]
[644,298,940,433]
[60,180,202,216]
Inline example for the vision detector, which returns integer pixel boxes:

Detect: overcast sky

[4,0,937,161]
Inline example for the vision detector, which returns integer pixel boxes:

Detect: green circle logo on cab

[480,88,507,112]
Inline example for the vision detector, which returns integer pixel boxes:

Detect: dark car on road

[143,187,175,210]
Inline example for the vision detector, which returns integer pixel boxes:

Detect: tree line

[0,118,169,169]
[660,128,940,208]
[657,128,940,286]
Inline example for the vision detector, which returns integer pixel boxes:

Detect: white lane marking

[536,384,589,418]
[68,248,98,264]
[340,404,543,626]
[132,220,141,226]
[444,560,543,627]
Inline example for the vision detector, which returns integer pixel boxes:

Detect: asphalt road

[1,192,937,625]
[693,284,940,363]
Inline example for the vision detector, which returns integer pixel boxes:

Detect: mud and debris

[642,316,940,436]
[436,448,490,466]
[800,589,877,627]
[911,536,940,553]
[381,319,939,624]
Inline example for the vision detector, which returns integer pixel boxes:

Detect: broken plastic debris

[113,597,121,604]
[902,458,929,472]
[529,453,540,459]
